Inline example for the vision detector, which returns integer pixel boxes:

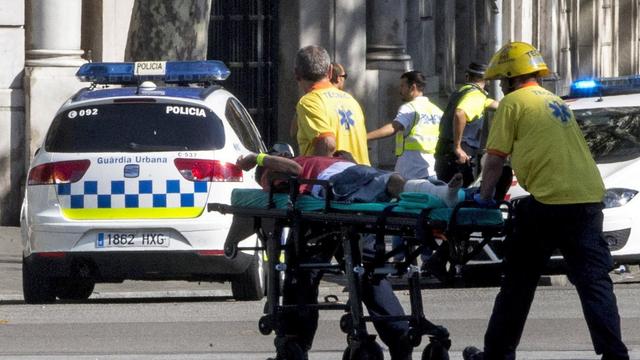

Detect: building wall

[81,0,136,62]
[0,0,25,225]
[423,0,640,98]
[277,0,367,149]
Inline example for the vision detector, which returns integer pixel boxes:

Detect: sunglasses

[338,74,348,79]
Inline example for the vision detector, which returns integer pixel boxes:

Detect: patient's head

[333,150,356,162]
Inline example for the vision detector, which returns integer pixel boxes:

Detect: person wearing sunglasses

[329,62,347,90]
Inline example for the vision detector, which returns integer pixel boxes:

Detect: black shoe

[266,353,308,360]
[420,253,448,282]
[463,346,484,360]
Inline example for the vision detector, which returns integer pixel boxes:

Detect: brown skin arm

[479,153,507,200]
[236,153,302,176]
[367,121,404,141]
[312,135,337,157]
[453,108,470,164]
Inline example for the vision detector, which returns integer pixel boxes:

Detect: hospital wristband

[255,153,267,166]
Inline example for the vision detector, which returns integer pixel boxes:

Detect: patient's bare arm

[236,153,302,176]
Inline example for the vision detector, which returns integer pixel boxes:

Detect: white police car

[505,76,640,267]
[20,61,268,303]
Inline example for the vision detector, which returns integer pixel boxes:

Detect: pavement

[0,226,21,258]
[2,225,639,298]
[2,226,640,359]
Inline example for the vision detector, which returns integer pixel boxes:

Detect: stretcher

[208,178,512,360]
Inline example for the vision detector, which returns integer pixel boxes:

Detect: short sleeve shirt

[392,96,441,179]
[457,88,495,123]
[296,84,370,165]
[393,102,417,135]
[486,84,604,204]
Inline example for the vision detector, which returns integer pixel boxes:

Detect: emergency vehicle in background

[501,76,640,268]
[20,60,268,303]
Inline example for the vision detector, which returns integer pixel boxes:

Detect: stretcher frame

[208,177,512,360]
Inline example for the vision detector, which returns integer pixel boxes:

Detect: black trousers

[483,197,628,360]
[434,143,478,187]
[280,232,410,359]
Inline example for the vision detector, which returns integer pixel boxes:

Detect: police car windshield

[575,106,640,163]
[44,103,225,152]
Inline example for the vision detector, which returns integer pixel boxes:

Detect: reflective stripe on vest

[395,98,441,156]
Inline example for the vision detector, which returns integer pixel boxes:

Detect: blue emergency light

[569,75,640,98]
[569,79,601,97]
[76,60,231,85]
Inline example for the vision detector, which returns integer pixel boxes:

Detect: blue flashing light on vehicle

[76,60,231,85]
[569,79,601,98]
[572,79,598,90]
[569,75,640,98]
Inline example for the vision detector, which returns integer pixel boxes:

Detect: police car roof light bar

[569,75,640,98]
[76,60,231,85]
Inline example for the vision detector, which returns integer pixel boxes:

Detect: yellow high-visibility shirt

[296,83,370,165]
[487,84,604,204]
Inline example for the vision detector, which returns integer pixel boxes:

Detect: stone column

[24,0,86,160]
[365,0,412,169]
[0,0,26,225]
[406,0,439,96]
[26,0,85,67]
[366,0,411,62]
[435,0,455,95]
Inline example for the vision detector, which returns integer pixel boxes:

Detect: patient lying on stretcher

[236,150,464,207]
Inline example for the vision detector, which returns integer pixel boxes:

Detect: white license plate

[96,232,170,248]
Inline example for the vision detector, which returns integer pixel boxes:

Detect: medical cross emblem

[339,109,355,130]
[549,101,571,124]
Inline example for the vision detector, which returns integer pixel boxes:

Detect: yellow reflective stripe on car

[61,207,204,220]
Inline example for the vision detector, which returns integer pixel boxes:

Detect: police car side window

[225,98,265,153]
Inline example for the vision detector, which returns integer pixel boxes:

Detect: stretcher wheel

[258,315,272,335]
[421,339,450,360]
[274,337,305,360]
[407,328,422,347]
[342,340,383,360]
[339,313,353,333]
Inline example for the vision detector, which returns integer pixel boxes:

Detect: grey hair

[295,45,331,82]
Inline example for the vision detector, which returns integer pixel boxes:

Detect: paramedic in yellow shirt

[462,42,628,360]
[283,45,413,360]
[293,45,370,165]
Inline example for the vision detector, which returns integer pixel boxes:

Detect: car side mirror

[268,142,295,158]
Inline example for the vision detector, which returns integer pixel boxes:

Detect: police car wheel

[231,252,265,301]
[55,278,95,301]
[22,257,56,304]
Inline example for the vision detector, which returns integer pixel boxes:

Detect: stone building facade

[0,0,638,225]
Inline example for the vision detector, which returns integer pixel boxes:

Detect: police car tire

[55,278,95,301]
[22,257,56,304]
[231,252,265,301]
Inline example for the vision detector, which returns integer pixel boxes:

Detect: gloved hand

[473,192,497,208]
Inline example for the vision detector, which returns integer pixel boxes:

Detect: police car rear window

[576,106,640,163]
[45,103,225,152]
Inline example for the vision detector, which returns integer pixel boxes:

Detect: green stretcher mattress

[230,188,504,227]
